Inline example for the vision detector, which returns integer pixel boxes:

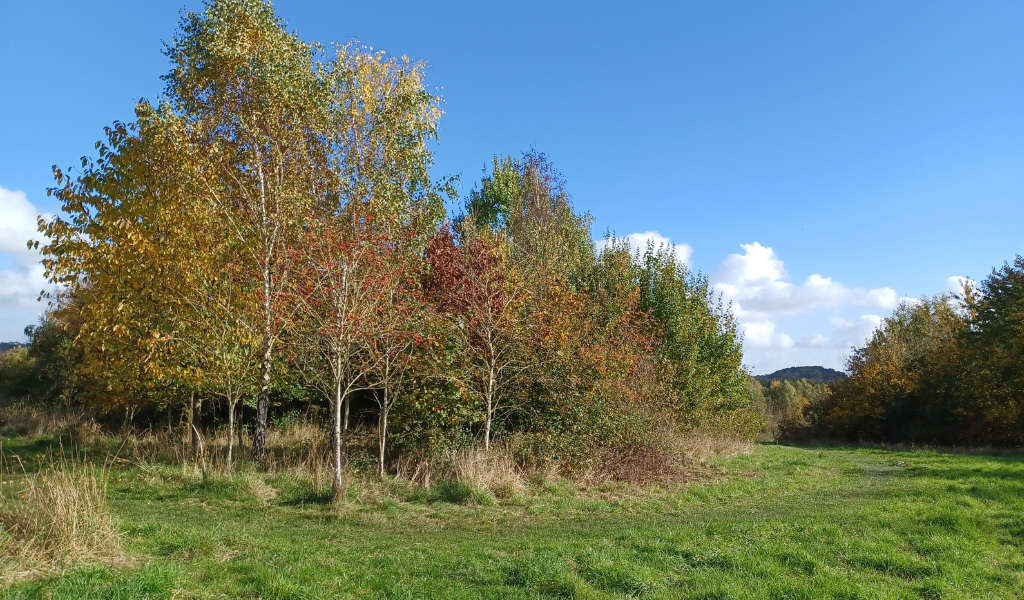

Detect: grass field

[2,436,1023,599]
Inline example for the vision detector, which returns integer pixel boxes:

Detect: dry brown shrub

[0,463,122,582]
[678,432,754,460]
[392,445,527,499]
[603,446,678,484]
[588,431,754,485]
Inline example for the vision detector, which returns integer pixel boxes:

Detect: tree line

[782,256,1024,447]
[0,0,760,495]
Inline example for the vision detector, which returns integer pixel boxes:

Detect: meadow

[2,428,1022,599]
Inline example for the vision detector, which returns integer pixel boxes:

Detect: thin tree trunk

[191,393,203,460]
[484,397,492,451]
[123,405,136,437]
[342,393,351,467]
[185,394,193,458]
[332,375,343,499]
[227,396,235,469]
[236,403,245,454]
[378,386,388,478]
[484,362,496,451]
[252,329,272,462]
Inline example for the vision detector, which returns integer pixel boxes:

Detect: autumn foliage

[781,256,1024,447]
[16,0,758,487]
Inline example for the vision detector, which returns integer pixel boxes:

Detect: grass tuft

[0,461,121,582]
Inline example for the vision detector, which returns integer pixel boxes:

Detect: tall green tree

[636,241,748,426]
[463,152,595,291]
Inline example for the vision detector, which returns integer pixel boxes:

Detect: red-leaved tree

[291,206,394,496]
[424,226,531,450]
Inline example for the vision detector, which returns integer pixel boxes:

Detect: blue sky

[1,0,1022,373]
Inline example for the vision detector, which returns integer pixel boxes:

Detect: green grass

[2,438,1023,599]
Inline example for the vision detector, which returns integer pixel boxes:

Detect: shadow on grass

[279,487,334,506]
[0,434,94,472]
[775,439,1024,459]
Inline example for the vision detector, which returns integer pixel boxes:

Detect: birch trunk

[227,394,235,469]
[191,393,203,460]
[378,386,389,477]
[251,323,272,461]
[332,373,344,499]
[236,403,245,454]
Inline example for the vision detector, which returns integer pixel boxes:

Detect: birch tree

[162,0,332,461]
[365,246,426,477]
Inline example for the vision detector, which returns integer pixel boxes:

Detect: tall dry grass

[0,405,102,441]
[0,462,121,582]
[0,403,755,511]
[396,445,527,500]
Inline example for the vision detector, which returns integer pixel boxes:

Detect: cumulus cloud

[0,262,48,311]
[741,320,794,349]
[0,186,43,255]
[946,276,975,294]
[741,315,881,353]
[711,242,898,321]
[706,242,894,372]
[799,315,883,350]
[594,230,692,265]
[0,185,50,338]
[742,315,884,374]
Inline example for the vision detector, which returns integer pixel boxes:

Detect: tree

[291,207,393,496]
[38,117,195,416]
[960,256,1024,443]
[815,296,968,443]
[162,0,333,461]
[425,227,530,450]
[169,257,261,467]
[637,240,748,426]
[289,37,444,491]
[464,152,595,292]
[365,250,426,477]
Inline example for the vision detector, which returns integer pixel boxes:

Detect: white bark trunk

[332,368,343,499]
[378,384,389,478]
[227,395,235,469]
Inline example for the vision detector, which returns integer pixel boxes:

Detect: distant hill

[755,366,846,385]
[0,342,26,354]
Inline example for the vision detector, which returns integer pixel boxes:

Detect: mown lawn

[2,440,1023,599]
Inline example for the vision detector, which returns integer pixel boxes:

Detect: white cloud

[946,276,974,294]
[594,230,692,265]
[741,320,794,349]
[0,186,42,255]
[711,242,897,321]
[744,315,884,375]
[0,185,50,340]
[799,315,882,350]
[0,262,48,311]
[741,314,880,355]
[707,242,894,373]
